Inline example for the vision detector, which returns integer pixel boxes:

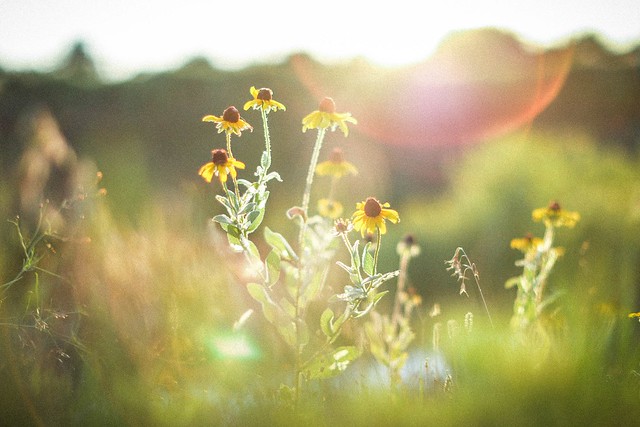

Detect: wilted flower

[351,197,400,237]
[302,97,357,136]
[332,218,353,236]
[198,149,245,184]
[243,86,286,113]
[203,106,253,136]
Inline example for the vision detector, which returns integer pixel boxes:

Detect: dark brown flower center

[257,88,273,101]
[549,201,561,211]
[222,106,240,123]
[319,97,336,113]
[328,147,345,163]
[402,234,415,246]
[211,149,229,165]
[364,197,382,218]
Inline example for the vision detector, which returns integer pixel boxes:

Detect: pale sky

[1,0,639,80]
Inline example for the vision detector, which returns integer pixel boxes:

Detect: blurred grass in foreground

[1,127,640,425]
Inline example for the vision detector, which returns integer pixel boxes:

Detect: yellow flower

[317,198,343,219]
[243,86,286,113]
[532,201,580,228]
[198,149,245,184]
[510,233,543,253]
[316,147,358,178]
[351,197,400,237]
[203,106,253,136]
[629,312,640,319]
[302,97,357,137]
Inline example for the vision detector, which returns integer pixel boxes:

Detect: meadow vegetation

[1,38,640,425]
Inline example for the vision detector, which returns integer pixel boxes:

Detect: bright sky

[1,0,638,80]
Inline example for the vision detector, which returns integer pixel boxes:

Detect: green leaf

[236,179,253,189]
[371,290,389,307]
[260,150,271,170]
[505,276,520,289]
[300,265,329,307]
[265,171,282,182]
[320,308,335,338]
[351,240,361,271]
[362,243,374,276]
[246,282,298,348]
[213,214,234,226]
[237,202,257,215]
[227,190,241,211]
[303,346,361,380]
[215,195,233,212]
[244,238,261,263]
[246,209,264,233]
[264,227,298,261]
[265,250,281,287]
[226,226,243,252]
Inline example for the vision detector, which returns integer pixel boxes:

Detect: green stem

[373,227,382,275]
[226,132,233,159]
[261,109,271,173]
[298,128,326,248]
[391,251,410,328]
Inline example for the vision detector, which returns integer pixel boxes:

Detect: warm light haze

[1,0,639,80]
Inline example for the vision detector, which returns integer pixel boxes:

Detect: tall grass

[1,108,639,425]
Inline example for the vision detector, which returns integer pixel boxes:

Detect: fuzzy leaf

[213,214,234,226]
[303,346,361,380]
[237,202,257,215]
[265,250,281,286]
[247,282,298,348]
[260,150,271,170]
[362,243,375,276]
[301,265,330,306]
[264,227,297,261]
[320,308,335,338]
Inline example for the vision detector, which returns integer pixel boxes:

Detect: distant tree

[53,41,100,85]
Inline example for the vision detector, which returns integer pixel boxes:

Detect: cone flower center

[222,106,240,123]
[328,147,345,163]
[257,88,273,101]
[212,149,229,165]
[364,197,382,218]
[319,97,336,113]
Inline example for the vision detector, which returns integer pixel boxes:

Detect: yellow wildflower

[203,106,253,136]
[510,233,543,253]
[302,97,357,137]
[198,149,245,184]
[316,147,358,178]
[352,197,400,237]
[317,198,343,219]
[532,201,580,228]
[243,86,286,113]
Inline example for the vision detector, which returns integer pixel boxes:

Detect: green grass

[1,130,640,426]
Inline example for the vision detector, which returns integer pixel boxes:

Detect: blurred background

[1,1,640,424]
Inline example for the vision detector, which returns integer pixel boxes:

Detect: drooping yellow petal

[202,115,221,122]
[198,162,215,183]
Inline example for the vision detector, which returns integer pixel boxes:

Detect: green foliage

[2,61,640,424]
